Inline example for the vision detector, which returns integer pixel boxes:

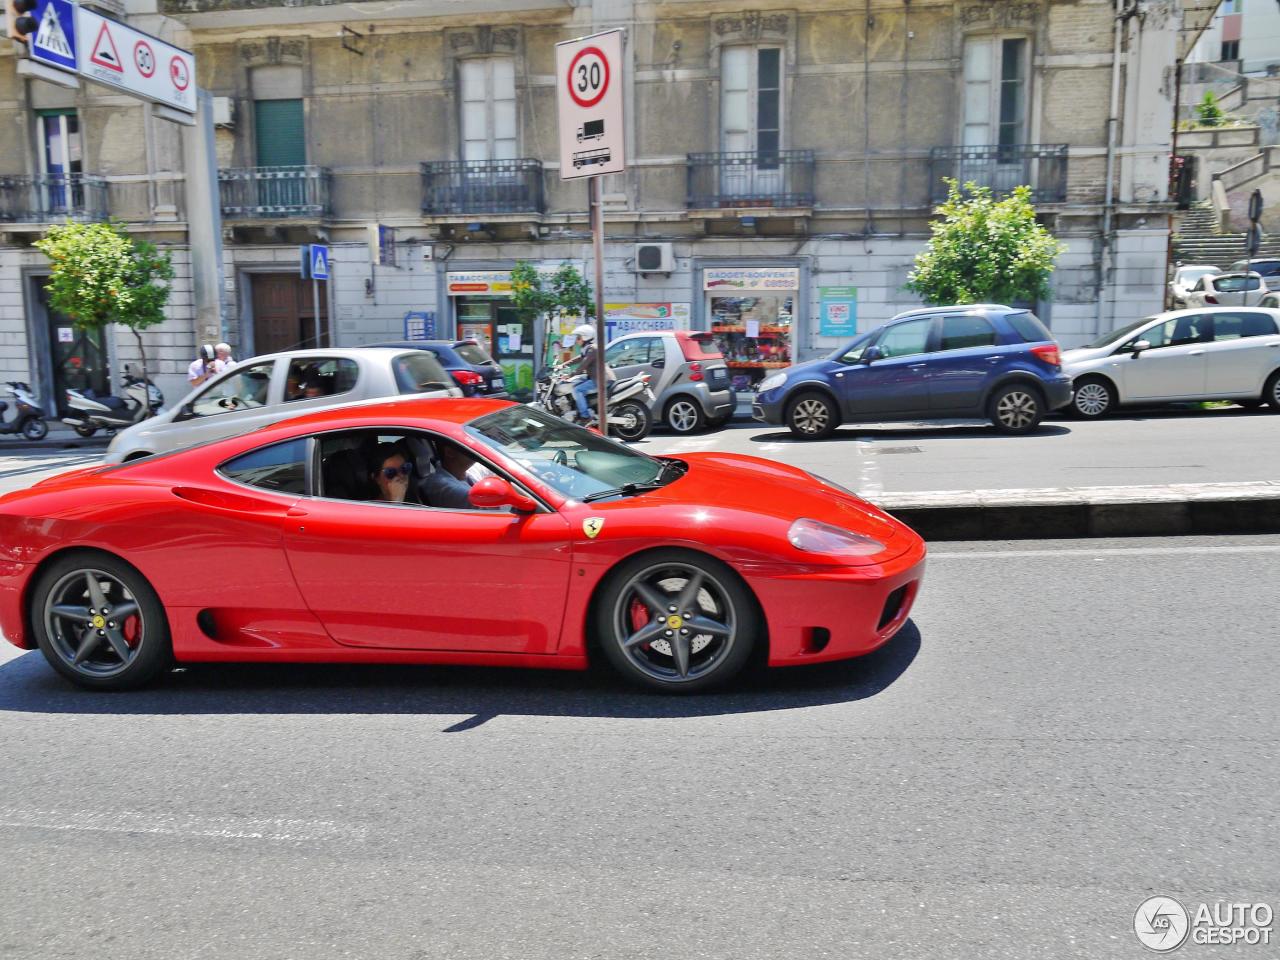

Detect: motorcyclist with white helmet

[567,323,605,422]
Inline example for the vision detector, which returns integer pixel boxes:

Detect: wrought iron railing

[420,159,545,215]
[0,174,109,222]
[218,165,331,219]
[928,144,1069,204]
[687,150,815,210]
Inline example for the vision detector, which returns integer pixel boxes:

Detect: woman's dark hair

[369,442,408,475]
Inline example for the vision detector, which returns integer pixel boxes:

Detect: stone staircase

[1172,199,1280,267]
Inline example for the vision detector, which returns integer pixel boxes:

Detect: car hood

[642,451,906,548]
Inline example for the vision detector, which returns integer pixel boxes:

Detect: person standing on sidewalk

[214,343,236,373]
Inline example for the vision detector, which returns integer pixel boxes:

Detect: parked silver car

[1183,272,1268,308]
[1167,264,1220,308]
[105,347,462,463]
[603,330,735,433]
[1061,307,1280,417]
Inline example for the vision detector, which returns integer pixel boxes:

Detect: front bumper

[748,537,926,666]
[752,391,787,424]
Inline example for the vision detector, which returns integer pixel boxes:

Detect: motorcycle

[533,363,656,442]
[62,366,164,438]
[0,381,49,441]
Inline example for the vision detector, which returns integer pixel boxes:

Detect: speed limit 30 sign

[555,29,625,180]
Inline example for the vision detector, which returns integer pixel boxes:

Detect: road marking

[930,544,1280,560]
[0,807,368,843]
[855,436,882,497]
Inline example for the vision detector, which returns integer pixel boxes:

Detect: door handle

[908,363,928,369]
[1189,350,1205,356]
[985,355,1002,361]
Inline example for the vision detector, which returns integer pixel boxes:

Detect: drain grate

[871,446,923,455]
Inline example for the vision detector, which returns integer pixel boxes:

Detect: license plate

[491,379,504,389]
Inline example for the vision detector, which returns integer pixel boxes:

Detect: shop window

[963,37,1028,149]
[460,58,517,162]
[709,293,794,392]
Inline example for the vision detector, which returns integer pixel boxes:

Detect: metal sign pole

[312,276,321,348]
[590,175,608,437]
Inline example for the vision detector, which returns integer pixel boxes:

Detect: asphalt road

[1,535,1276,959]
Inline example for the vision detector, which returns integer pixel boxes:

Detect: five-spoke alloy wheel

[597,551,758,692]
[31,552,171,690]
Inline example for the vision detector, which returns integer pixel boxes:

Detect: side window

[1213,313,1279,340]
[875,318,934,359]
[1133,315,1208,350]
[218,438,308,494]
[939,315,999,351]
[284,357,359,403]
[606,339,652,368]
[189,361,275,417]
[392,353,454,394]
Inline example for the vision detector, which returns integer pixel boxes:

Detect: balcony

[928,144,1069,205]
[218,165,331,220]
[420,159,544,216]
[0,174,109,223]
[687,150,815,211]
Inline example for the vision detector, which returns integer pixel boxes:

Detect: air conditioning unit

[212,97,236,128]
[634,242,675,274]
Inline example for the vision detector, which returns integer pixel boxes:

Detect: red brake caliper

[629,598,650,650]
[121,614,141,648]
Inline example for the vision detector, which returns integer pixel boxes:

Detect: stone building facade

[1,0,1211,410]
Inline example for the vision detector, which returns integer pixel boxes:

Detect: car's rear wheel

[596,550,759,694]
[1071,376,1116,419]
[664,397,705,434]
[989,383,1045,434]
[786,391,839,439]
[1265,370,1280,411]
[30,552,172,690]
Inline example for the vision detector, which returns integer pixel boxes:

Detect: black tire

[706,410,735,429]
[989,383,1045,434]
[664,396,705,434]
[29,551,172,691]
[20,417,48,441]
[73,423,97,439]
[1236,399,1264,410]
[1071,375,1117,419]
[594,549,760,694]
[1263,370,1280,411]
[612,400,652,442]
[785,391,839,439]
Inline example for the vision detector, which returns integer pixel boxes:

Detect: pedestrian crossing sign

[310,244,330,281]
[30,0,78,73]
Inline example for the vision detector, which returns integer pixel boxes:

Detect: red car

[0,400,925,693]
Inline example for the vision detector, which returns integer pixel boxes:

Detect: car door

[1202,311,1280,396]
[283,431,574,654]
[836,317,935,417]
[163,358,281,449]
[604,336,659,385]
[926,313,1004,413]
[1115,315,1209,400]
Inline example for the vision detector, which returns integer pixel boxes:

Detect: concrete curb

[870,482,1280,540]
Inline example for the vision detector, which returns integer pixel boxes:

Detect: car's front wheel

[786,391,839,439]
[664,397,705,434]
[596,550,759,693]
[30,552,172,690]
[1071,376,1116,419]
[989,383,1045,434]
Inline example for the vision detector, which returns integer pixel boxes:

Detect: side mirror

[1130,339,1151,357]
[860,345,883,365]
[469,476,537,513]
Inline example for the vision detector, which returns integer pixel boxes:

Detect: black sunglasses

[379,463,413,480]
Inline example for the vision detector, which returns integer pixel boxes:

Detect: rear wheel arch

[986,373,1047,406]
[23,547,152,634]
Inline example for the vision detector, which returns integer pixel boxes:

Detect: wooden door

[251,274,327,355]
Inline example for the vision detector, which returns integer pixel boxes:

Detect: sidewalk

[1,422,110,451]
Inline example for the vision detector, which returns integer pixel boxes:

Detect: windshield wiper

[582,458,685,502]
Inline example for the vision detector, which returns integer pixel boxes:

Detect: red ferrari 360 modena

[0,399,925,693]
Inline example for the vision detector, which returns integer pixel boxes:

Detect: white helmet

[572,324,596,342]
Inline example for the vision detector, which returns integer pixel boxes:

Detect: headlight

[787,518,885,556]
[757,373,787,393]
[809,472,858,498]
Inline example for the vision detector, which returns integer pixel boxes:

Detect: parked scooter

[0,381,48,441]
[533,363,655,442]
[62,366,164,438]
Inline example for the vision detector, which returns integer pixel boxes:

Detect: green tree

[1194,90,1225,128]
[906,180,1066,306]
[34,221,173,413]
[510,260,595,364]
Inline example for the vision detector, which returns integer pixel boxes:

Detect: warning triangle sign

[89,21,124,73]
[34,4,73,60]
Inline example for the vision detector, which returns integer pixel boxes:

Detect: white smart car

[105,347,463,463]
[1062,307,1280,418]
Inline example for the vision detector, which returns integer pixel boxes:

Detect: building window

[720,46,782,159]
[37,110,82,177]
[460,58,517,162]
[963,37,1029,148]
[254,98,305,167]
[1220,39,1240,61]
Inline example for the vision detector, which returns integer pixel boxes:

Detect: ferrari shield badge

[583,517,605,539]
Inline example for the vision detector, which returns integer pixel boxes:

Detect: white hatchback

[105,347,463,463]
[1062,307,1280,418]
[1183,271,1268,307]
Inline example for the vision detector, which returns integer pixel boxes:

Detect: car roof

[237,346,434,364]
[889,303,1014,321]
[255,396,511,435]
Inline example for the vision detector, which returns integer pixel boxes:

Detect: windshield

[454,342,494,366]
[1083,318,1155,350]
[393,352,454,393]
[1176,267,1218,284]
[466,405,668,501]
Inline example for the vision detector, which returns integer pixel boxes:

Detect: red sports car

[0,399,925,693]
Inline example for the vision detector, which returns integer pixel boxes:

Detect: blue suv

[753,305,1073,438]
